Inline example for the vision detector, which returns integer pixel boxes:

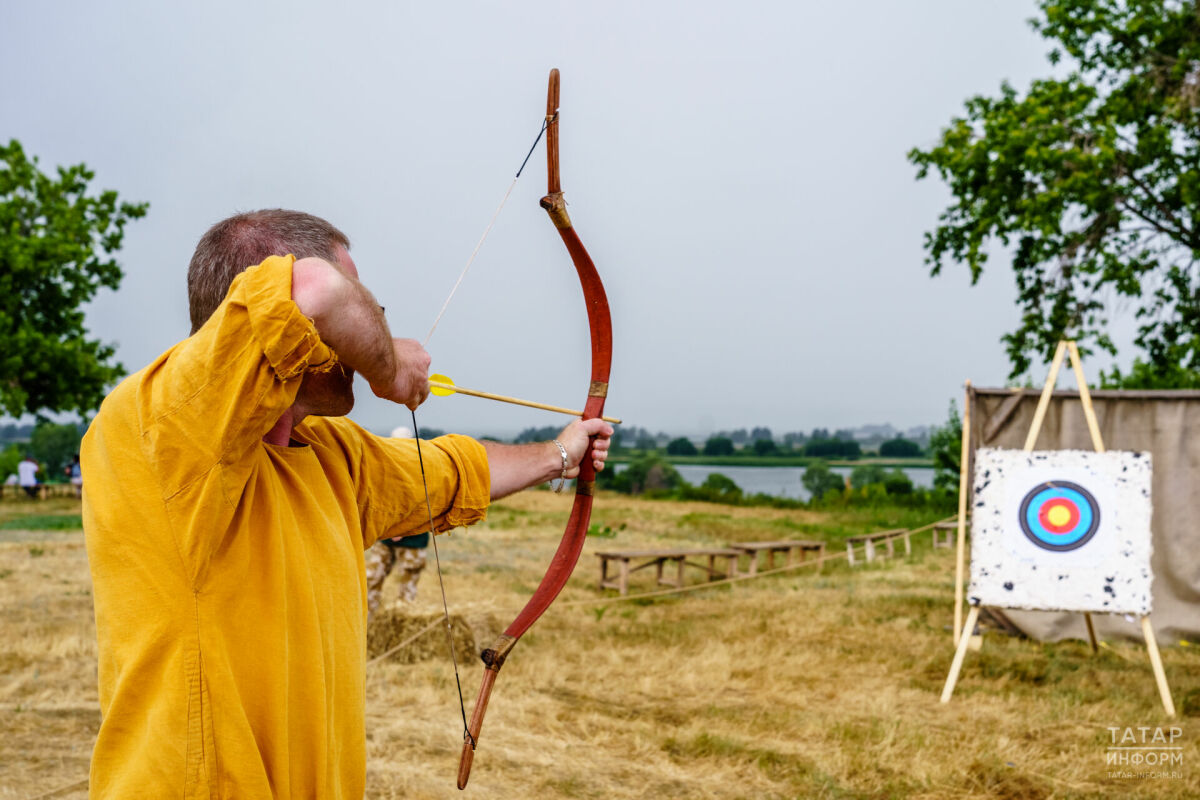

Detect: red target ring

[1037,498,1080,534]
[1018,481,1100,551]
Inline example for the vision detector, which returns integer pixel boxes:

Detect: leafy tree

[809,427,830,441]
[666,437,698,456]
[1101,356,1200,388]
[703,436,735,456]
[29,421,83,476]
[749,426,773,442]
[615,455,683,494]
[910,0,1200,383]
[1,140,148,417]
[701,472,741,494]
[699,472,743,502]
[849,463,887,489]
[0,443,22,481]
[728,428,749,444]
[928,400,963,491]
[635,435,657,450]
[782,431,808,447]
[879,437,922,458]
[882,469,915,496]
[801,462,845,500]
[751,438,778,455]
[804,438,862,459]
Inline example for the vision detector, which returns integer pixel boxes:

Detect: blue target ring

[1017,481,1100,551]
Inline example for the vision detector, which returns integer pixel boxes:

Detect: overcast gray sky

[3,1,1107,438]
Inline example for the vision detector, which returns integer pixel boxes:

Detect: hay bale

[367,609,501,664]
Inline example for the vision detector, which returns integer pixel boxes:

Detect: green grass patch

[0,514,82,531]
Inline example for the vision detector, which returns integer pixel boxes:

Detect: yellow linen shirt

[81,255,489,799]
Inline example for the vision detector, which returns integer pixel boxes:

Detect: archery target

[969,449,1153,615]
[1018,481,1099,551]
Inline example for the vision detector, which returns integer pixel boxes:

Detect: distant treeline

[503,424,926,460]
[594,454,955,513]
[662,435,922,460]
[0,421,87,482]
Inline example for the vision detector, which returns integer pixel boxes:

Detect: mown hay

[367,608,499,665]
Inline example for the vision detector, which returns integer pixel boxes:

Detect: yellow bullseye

[1045,503,1072,527]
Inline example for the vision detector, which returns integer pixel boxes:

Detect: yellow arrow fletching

[429,374,457,397]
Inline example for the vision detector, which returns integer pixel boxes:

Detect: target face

[969,448,1154,615]
[1018,481,1099,551]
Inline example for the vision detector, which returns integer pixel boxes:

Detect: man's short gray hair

[187,209,349,334]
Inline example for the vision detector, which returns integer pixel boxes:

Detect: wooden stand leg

[954,381,972,646]
[903,532,912,557]
[941,606,981,704]
[865,540,876,563]
[846,542,856,567]
[677,557,685,588]
[1023,341,1068,451]
[1141,616,1176,717]
[1084,612,1099,654]
[619,559,630,596]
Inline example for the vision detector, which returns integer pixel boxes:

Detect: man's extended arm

[482,418,613,500]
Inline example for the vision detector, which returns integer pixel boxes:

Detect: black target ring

[1017,480,1101,552]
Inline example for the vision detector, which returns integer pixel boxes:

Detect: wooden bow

[456,67,612,789]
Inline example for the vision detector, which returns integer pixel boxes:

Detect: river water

[619,464,936,502]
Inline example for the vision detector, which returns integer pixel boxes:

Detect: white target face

[969,448,1153,615]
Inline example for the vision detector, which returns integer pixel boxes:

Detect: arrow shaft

[428,380,621,424]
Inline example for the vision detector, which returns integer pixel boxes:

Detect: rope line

[553,514,958,606]
[365,617,444,667]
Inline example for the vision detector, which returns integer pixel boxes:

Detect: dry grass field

[1,491,1197,799]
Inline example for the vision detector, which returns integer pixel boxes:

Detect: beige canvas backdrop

[968,387,1200,644]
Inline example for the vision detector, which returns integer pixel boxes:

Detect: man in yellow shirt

[81,209,612,798]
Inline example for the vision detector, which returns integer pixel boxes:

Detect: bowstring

[411,116,550,749]
[423,117,549,347]
[410,408,473,746]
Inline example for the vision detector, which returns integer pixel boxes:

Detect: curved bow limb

[457,67,612,790]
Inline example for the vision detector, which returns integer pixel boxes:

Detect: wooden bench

[931,522,958,549]
[845,528,910,565]
[727,540,826,575]
[1,483,77,500]
[596,548,741,596]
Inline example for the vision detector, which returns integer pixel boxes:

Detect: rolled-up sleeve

[140,255,341,501]
[239,256,338,382]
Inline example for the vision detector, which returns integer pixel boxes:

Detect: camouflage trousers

[365,542,428,621]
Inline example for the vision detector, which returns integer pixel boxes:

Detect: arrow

[428,374,621,424]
